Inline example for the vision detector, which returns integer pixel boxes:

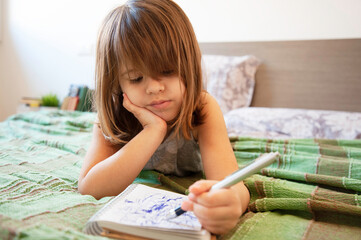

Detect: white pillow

[202,55,261,114]
[224,107,361,139]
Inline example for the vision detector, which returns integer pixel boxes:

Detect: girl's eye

[130,76,143,83]
[162,70,174,76]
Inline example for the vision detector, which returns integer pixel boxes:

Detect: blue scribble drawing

[99,184,202,231]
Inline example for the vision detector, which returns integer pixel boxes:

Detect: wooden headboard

[199,39,361,112]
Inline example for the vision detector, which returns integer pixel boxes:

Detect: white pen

[165,152,279,220]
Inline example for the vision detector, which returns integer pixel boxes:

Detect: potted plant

[40,93,60,111]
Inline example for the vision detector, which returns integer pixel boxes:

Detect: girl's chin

[154,113,177,125]
[149,109,180,126]
[160,115,175,124]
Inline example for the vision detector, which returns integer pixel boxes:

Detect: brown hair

[95,0,204,145]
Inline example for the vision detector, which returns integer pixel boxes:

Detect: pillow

[202,55,261,114]
[224,107,361,139]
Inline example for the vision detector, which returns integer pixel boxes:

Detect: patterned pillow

[202,55,261,114]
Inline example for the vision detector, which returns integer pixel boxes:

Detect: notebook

[84,184,211,240]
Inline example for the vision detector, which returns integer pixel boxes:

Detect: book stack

[17,97,42,113]
[61,85,93,111]
[20,97,42,107]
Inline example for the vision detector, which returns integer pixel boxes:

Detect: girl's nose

[145,77,165,95]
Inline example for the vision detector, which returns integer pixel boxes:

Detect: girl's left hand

[181,180,244,235]
[122,93,167,131]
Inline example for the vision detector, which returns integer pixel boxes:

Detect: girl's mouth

[149,100,171,109]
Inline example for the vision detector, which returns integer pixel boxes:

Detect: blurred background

[0,0,360,121]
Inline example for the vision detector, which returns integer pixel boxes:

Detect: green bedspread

[0,110,360,239]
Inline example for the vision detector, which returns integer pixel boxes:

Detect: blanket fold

[228,137,361,239]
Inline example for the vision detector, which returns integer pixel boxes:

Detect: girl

[78,0,250,234]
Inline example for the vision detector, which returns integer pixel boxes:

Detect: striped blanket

[0,110,360,239]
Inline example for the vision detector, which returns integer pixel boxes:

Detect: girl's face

[119,70,185,122]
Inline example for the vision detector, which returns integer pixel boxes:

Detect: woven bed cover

[0,111,360,239]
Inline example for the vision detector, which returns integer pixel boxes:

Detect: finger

[122,93,137,113]
[122,93,146,121]
[198,217,235,229]
[186,192,198,202]
[192,202,242,222]
[198,215,237,229]
[188,180,218,196]
[195,188,238,208]
[201,220,238,235]
[197,210,240,235]
[181,199,194,211]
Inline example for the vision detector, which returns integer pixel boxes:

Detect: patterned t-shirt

[143,132,203,176]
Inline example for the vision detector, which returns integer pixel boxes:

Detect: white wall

[1,0,361,121]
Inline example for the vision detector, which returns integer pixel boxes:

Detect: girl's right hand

[122,93,167,132]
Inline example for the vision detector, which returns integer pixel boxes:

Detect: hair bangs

[117,2,180,79]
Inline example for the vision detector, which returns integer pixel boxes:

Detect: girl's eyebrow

[120,69,136,77]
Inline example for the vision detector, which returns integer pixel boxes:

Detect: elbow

[77,176,129,200]
[77,179,99,199]
[77,178,107,200]
[77,179,88,195]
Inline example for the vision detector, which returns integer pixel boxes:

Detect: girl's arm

[78,94,167,199]
[183,93,250,234]
[197,93,240,180]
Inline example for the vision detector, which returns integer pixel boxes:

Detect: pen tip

[165,209,176,220]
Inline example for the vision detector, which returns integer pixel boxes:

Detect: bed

[1,39,361,239]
